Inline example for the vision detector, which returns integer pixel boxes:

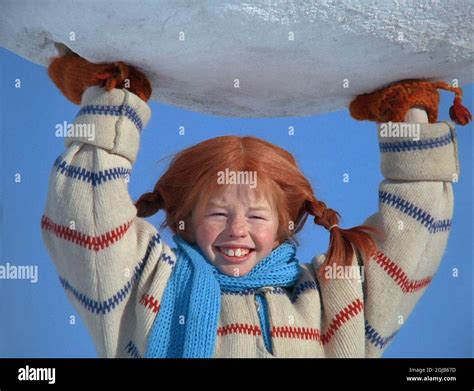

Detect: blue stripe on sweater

[292,280,321,299]
[379,133,453,153]
[222,280,320,303]
[365,320,399,349]
[125,340,142,358]
[379,191,452,233]
[222,288,258,296]
[59,234,173,314]
[53,157,131,186]
[76,104,144,132]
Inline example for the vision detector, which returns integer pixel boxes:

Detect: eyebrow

[207,202,271,212]
[207,202,226,208]
[248,206,271,212]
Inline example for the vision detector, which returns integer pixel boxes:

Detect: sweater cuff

[65,86,152,164]
[377,121,460,182]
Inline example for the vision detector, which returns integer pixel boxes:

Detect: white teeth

[220,247,250,257]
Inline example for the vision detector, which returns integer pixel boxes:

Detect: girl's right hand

[47,50,152,104]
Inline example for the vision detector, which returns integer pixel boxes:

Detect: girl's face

[189,184,280,277]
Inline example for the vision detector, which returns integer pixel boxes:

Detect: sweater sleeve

[361,120,459,357]
[41,86,176,357]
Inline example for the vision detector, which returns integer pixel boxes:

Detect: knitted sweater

[41,86,458,358]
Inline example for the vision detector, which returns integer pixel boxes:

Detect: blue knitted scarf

[145,235,301,358]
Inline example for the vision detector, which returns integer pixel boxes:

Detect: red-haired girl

[42,51,470,358]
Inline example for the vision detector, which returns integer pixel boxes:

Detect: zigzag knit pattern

[365,321,399,349]
[220,280,320,302]
[77,104,144,132]
[159,252,176,267]
[372,250,432,293]
[217,323,262,337]
[272,326,320,341]
[58,234,163,314]
[292,280,321,299]
[140,294,160,313]
[379,191,452,233]
[125,341,142,359]
[41,215,132,251]
[379,132,453,153]
[320,298,364,345]
[54,157,130,186]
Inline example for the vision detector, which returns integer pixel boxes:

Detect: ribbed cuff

[377,121,460,182]
[64,86,152,164]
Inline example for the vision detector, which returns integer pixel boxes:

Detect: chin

[217,264,253,277]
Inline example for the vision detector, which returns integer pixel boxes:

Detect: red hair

[135,135,380,275]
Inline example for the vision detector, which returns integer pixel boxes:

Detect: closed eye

[210,213,227,216]
[250,216,265,220]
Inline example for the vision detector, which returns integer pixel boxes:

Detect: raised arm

[348,79,470,357]
[362,119,458,357]
[41,55,176,357]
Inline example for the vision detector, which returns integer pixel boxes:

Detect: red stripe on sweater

[139,296,361,345]
[271,326,321,342]
[139,301,261,338]
[41,215,132,251]
[217,323,262,337]
[321,298,364,345]
[271,299,364,345]
[372,250,432,293]
[140,294,160,313]
[270,299,364,345]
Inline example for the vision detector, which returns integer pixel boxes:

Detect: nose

[227,215,248,238]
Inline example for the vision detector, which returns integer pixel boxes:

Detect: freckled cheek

[195,221,226,246]
[250,225,278,250]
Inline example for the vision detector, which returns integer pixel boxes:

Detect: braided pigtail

[305,198,382,279]
[135,186,165,218]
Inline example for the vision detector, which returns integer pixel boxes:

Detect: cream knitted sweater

[41,86,458,358]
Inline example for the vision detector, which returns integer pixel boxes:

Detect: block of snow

[1,0,472,117]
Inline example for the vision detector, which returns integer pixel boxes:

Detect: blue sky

[0,47,472,357]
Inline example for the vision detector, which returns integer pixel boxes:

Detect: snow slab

[1,0,472,117]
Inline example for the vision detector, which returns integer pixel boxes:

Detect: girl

[42,51,471,358]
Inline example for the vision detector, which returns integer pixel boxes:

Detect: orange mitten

[349,79,471,125]
[48,51,152,104]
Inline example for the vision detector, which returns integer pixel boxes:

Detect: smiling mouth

[214,246,255,263]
